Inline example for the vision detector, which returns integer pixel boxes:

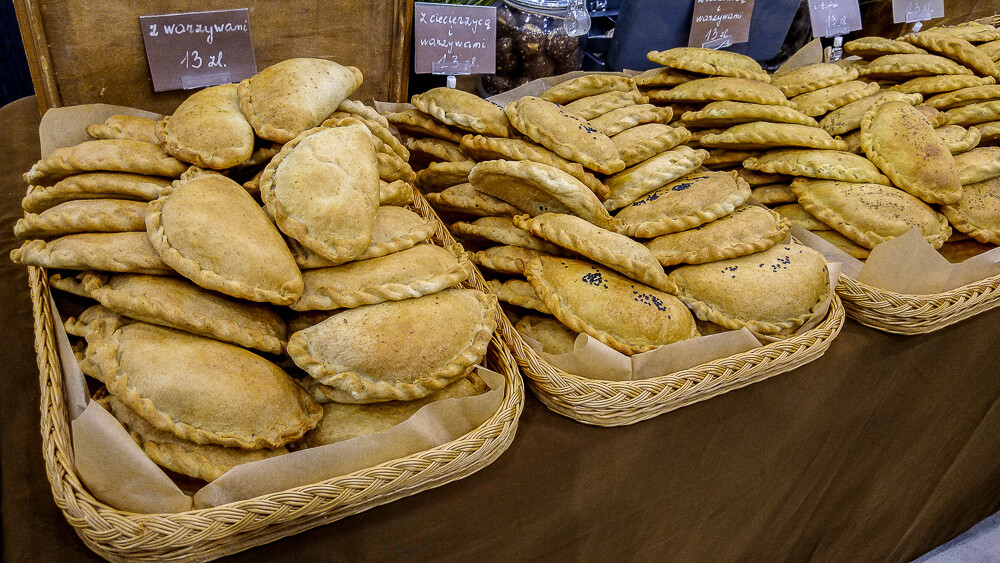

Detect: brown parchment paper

[792,225,1000,294]
[42,103,506,514]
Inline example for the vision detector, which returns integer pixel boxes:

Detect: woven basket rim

[30,192,525,561]
[837,271,1000,301]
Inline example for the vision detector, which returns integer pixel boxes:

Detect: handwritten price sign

[891,0,944,23]
[688,0,755,49]
[414,2,496,75]
[140,9,257,92]
[807,0,862,38]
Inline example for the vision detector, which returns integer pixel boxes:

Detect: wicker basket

[502,294,845,426]
[836,273,1000,335]
[29,192,524,563]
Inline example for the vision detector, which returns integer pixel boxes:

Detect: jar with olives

[482,0,590,96]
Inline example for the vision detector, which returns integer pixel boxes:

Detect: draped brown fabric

[2,96,997,562]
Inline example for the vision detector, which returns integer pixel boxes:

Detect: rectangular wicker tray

[835,272,1000,335]
[28,193,524,563]
[501,294,845,426]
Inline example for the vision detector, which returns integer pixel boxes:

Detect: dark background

[1,4,33,107]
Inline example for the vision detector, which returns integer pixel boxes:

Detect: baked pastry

[902,31,1000,80]
[146,171,303,305]
[588,104,673,137]
[539,74,636,104]
[10,232,172,274]
[385,108,465,143]
[943,100,1000,126]
[751,183,797,205]
[157,84,255,169]
[615,170,750,238]
[773,203,831,231]
[844,37,927,59]
[940,176,1000,244]
[86,115,161,144]
[494,279,550,314]
[681,101,818,128]
[953,147,1000,184]
[611,123,691,168]
[524,255,697,355]
[859,54,973,80]
[238,57,363,143]
[772,63,859,97]
[24,139,187,184]
[699,123,848,151]
[287,288,497,403]
[21,172,171,213]
[889,74,995,95]
[424,183,522,217]
[936,124,981,154]
[651,77,790,106]
[415,160,477,192]
[451,216,564,254]
[324,110,409,161]
[790,80,880,117]
[743,149,891,185]
[818,91,922,136]
[411,87,511,137]
[379,179,415,207]
[514,315,578,354]
[289,206,436,268]
[646,205,789,266]
[603,146,708,211]
[14,199,148,239]
[924,84,1000,110]
[471,245,551,275]
[812,229,871,260]
[564,89,646,120]
[646,47,770,82]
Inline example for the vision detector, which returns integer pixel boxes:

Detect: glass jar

[482,0,590,96]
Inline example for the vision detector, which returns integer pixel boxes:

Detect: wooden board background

[14,0,414,115]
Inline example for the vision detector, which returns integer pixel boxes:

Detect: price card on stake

[688,0,756,49]
[807,0,863,38]
[140,8,257,92]
[414,2,496,75]
[892,0,944,23]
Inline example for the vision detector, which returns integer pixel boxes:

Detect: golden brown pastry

[157,84,255,169]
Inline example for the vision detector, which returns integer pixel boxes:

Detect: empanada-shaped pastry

[736,168,793,187]
[146,172,303,304]
[843,37,927,59]
[772,63,859,97]
[292,244,473,311]
[459,134,608,200]
[385,108,465,143]
[424,183,522,217]
[261,124,379,264]
[646,205,789,266]
[751,183,797,205]
[289,206,436,269]
[10,232,172,274]
[513,213,675,293]
[103,396,288,482]
[916,104,952,127]
[936,124,981,154]
[469,159,615,229]
[700,122,848,151]
[379,179,415,207]
[15,199,148,239]
[681,101,818,128]
[902,31,1000,80]
[611,123,691,168]
[415,160,476,192]
[647,47,769,82]
[774,203,831,231]
[925,84,1000,110]
[818,91,923,136]
[404,136,466,165]
[52,272,287,354]
[862,100,962,205]
[791,80,880,117]
[339,98,390,128]
[540,74,635,104]
[303,374,488,444]
[22,172,171,213]
[86,115,160,144]
[86,322,321,448]
[979,120,1000,144]
[494,279,550,313]
[812,229,872,260]
[525,256,697,355]
[157,84,255,169]
[24,140,187,185]
[324,110,409,161]
[564,89,646,120]
[412,87,510,137]
[859,54,974,80]
[982,39,1000,62]
[603,146,708,211]
[703,148,762,168]
[634,67,699,87]
[744,149,891,185]
[504,96,625,174]
[515,315,578,354]
[944,100,1000,126]
[954,147,1000,184]
[451,216,563,254]
[588,104,672,137]
[668,243,829,335]
[287,288,497,403]
[471,245,549,275]
[791,178,951,249]
[920,23,1000,43]
[889,74,995,95]
[238,57,363,143]
[652,77,791,106]
[376,151,417,184]
[614,170,750,238]
[940,176,1000,244]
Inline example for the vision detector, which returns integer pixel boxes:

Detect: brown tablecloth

[2,96,998,563]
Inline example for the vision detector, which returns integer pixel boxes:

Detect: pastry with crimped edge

[681,101,818,128]
[901,31,1000,80]
[323,110,409,161]
[588,104,673,137]
[743,149,892,185]
[471,245,553,276]
[287,288,498,404]
[564,89,647,120]
[291,243,473,311]
[646,47,770,83]
[646,205,789,267]
[513,213,676,294]
[379,180,415,207]
[385,108,465,143]
[157,84,254,170]
[773,203,831,231]
[515,314,579,355]
[790,81,881,118]
[940,176,1000,245]
[239,57,363,143]
[403,136,466,167]
[24,139,187,185]
[412,87,510,138]
[650,77,790,106]
[634,66,699,88]
[818,91,923,136]
[10,232,172,274]
[602,146,708,212]
[147,171,303,304]
[924,84,1000,110]
[700,122,848,151]
[615,170,750,238]
[611,123,691,168]
[524,255,697,356]
[751,183,797,205]
[843,36,928,59]
[21,172,171,214]
[50,271,287,354]
[668,243,829,336]
[944,100,1000,126]
[918,22,1000,43]
[953,147,1000,184]
[811,229,872,260]
[415,160,477,192]
[861,100,962,205]
[736,168,792,187]
[935,125,981,155]
[859,54,974,80]
[791,178,951,249]
[494,279,550,314]
[14,199,148,239]
[86,114,161,144]
[425,183,522,218]
[451,216,564,254]
[772,63,860,98]
[539,74,636,104]
[889,74,995,96]
[469,159,615,229]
